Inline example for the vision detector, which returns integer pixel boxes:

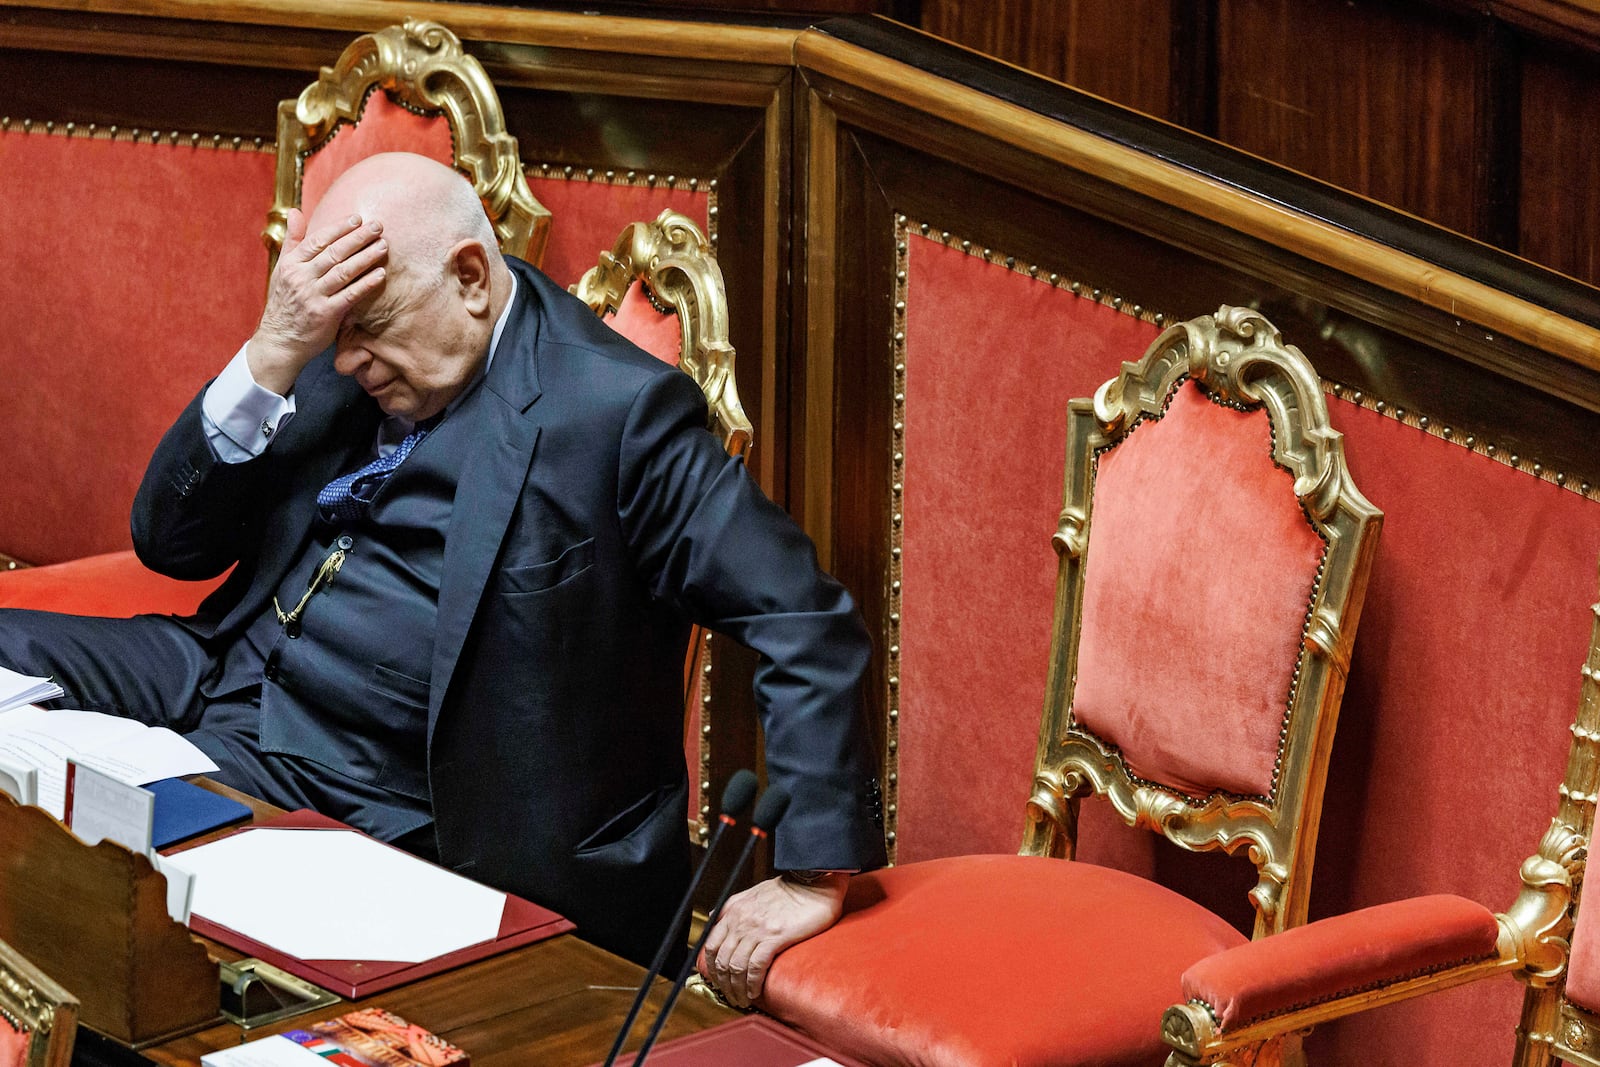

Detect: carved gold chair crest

[756,307,1382,1067]
[264,19,549,269]
[1161,555,1600,1067]
[0,938,76,1067]
[572,210,751,457]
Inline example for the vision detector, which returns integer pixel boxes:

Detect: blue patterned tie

[317,415,441,523]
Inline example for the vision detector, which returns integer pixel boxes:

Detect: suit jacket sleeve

[616,367,886,872]
[131,386,278,581]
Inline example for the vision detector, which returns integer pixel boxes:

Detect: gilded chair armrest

[1162,895,1509,1065]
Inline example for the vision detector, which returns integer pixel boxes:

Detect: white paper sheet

[0,666,63,713]
[0,753,36,805]
[163,828,507,963]
[200,1035,328,1066]
[67,761,154,852]
[0,705,218,818]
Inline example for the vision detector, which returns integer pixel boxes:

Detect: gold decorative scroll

[572,209,751,457]
[264,19,549,269]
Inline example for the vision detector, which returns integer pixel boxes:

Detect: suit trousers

[0,608,438,859]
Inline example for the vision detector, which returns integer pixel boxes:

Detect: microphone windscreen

[751,785,791,833]
[720,769,758,819]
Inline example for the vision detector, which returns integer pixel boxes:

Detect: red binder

[167,809,574,999]
[597,1016,867,1067]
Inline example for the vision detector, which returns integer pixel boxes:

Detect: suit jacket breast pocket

[497,537,596,596]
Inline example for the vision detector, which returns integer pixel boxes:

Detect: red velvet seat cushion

[761,854,1248,1067]
[0,551,221,618]
[1180,894,1501,1031]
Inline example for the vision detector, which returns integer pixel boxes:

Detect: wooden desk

[83,784,737,1066]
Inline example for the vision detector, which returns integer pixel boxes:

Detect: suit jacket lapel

[430,270,544,740]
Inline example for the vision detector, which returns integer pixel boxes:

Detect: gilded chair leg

[1512,987,1560,1067]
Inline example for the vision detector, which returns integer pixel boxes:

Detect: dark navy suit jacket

[131,258,885,962]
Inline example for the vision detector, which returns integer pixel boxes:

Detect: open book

[0,704,218,818]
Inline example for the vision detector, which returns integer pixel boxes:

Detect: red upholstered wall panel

[0,130,273,565]
[1306,399,1600,1064]
[523,175,709,288]
[897,233,1160,864]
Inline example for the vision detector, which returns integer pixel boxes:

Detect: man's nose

[333,345,370,376]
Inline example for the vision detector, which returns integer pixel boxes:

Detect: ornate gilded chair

[0,937,76,1067]
[1159,558,1600,1067]
[573,210,752,839]
[264,18,549,268]
[757,307,1383,1067]
[0,19,548,618]
[572,209,751,457]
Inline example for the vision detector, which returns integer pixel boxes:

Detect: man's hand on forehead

[245,208,388,397]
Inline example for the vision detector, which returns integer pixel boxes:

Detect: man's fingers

[282,207,307,255]
[312,220,386,282]
[721,933,758,1008]
[337,266,386,307]
[322,240,388,298]
[741,941,778,1004]
[293,213,368,266]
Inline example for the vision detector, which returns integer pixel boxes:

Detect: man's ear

[448,239,493,317]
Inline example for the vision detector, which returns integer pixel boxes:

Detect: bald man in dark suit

[0,152,883,1001]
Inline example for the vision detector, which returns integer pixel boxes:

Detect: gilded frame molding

[0,939,77,1067]
[263,19,550,269]
[1021,306,1383,939]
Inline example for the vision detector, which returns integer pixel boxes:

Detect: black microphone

[602,769,759,1067]
[631,785,791,1067]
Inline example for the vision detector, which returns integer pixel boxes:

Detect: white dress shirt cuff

[201,343,297,463]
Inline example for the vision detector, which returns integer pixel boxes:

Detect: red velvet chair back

[1027,307,1382,938]
[264,19,550,269]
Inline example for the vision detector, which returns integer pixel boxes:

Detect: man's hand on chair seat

[699,871,848,1008]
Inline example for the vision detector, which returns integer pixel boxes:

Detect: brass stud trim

[1325,379,1598,502]
[1,115,272,152]
[912,220,1167,327]
[884,214,911,865]
[529,161,719,248]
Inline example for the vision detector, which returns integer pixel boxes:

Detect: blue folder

[148,778,252,849]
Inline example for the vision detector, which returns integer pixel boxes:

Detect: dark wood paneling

[1519,43,1600,285]
[921,0,1174,119]
[1215,0,1487,240]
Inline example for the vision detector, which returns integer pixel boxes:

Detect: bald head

[310,152,503,289]
[299,152,514,421]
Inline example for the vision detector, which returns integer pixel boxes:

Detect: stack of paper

[0,666,63,712]
[162,829,507,963]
